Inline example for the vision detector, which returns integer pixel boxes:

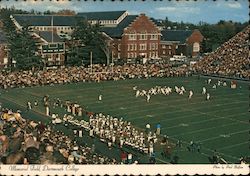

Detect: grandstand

[193,25,250,79]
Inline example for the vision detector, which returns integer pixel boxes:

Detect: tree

[67,18,109,66]
[8,25,42,70]
[56,9,76,16]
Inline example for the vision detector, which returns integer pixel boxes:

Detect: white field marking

[161,111,248,130]
[33,82,247,111]
[179,123,189,127]
[146,114,154,117]
[170,122,242,138]
[122,98,247,121]
[105,96,246,118]
[168,133,240,161]
[119,107,127,110]
[155,99,249,125]
[46,81,247,101]
[157,104,248,128]
[217,141,249,150]
[198,129,249,143]
[156,100,248,124]
[155,157,170,164]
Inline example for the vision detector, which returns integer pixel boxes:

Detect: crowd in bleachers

[0,64,190,89]
[193,26,250,79]
[0,109,118,164]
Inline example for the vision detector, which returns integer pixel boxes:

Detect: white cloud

[216,1,242,9]
[227,2,242,9]
[155,6,200,15]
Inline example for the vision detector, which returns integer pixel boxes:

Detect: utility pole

[111,50,114,73]
[90,51,93,73]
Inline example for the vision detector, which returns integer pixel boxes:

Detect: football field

[0,76,249,163]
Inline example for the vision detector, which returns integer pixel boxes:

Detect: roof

[77,11,126,20]
[101,15,138,38]
[161,30,193,43]
[12,14,77,26]
[150,18,163,27]
[0,30,7,44]
[35,31,62,43]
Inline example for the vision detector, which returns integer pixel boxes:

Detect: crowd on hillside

[193,26,250,79]
[0,109,118,164]
[0,64,190,89]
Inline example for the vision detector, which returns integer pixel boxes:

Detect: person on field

[202,87,206,95]
[27,102,32,111]
[208,79,212,84]
[146,123,151,134]
[206,93,210,100]
[146,94,151,102]
[188,90,193,99]
[98,95,102,101]
[135,90,140,97]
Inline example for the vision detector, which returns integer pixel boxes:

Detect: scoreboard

[42,43,65,54]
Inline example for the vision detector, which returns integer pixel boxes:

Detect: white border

[0,164,249,175]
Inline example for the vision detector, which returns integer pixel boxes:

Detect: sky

[0,0,248,24]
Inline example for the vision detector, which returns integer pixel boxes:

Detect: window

[152,52,155,58]
[150,34,158,40]
[118,44,121,51]
[169,51,171,55]
[140,34,147,40]
[162,45,166,49]
[127,53,135,58]
[139,44,147,51]
[3,58,8,64]
[155,44,158,50]
[168,46,171,49]
[131,53,134,58]
[128,34,136,40]
[163,51,166,55]
[134,52,137,58]
[118,53,121,59]
[130,44,133,51]
[134,44,137,51]
[151,43,155,50]
[193,42,200,52]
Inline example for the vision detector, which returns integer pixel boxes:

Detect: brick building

[160,29,203,58]
[10,11,203,65]
[101,14,161,60]
[11,11,161,63]
[0,30,8,68]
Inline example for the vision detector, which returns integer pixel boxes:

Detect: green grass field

[0,76,249,164]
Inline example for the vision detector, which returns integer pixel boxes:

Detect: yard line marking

[168,133,240,161]
[198,129,249,143]
[159,106,246,125]
[171,122,243,137]
[217,141,249,150]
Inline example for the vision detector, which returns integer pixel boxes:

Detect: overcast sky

[0,0,248,24]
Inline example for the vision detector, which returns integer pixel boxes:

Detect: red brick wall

[0,44,8,67]
[115,14,161,59]
[187,29,204,44]
[187,29,204,56]
[159,43,177,58]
